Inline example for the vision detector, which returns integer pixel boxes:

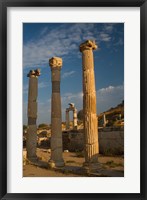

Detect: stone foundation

[63,128,124,155]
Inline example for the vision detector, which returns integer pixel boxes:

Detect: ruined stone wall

[99,130,124,155]
[64,128,124,155]
[27,128,124,155]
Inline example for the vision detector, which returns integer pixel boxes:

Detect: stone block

[99,130,124,155]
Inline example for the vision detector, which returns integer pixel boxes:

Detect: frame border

[0,0,146,199]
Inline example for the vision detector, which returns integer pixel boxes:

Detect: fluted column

[26,69,40,161]
[73,108,78,129]
[66,109,69,130]
[49,57,64,167]
[80,40,99,164]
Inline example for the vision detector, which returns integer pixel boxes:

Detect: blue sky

[23,23,124,125]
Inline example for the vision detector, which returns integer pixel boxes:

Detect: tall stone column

[80,40,99,164]
[66,109,69,130]
[49,57,64,167]
[73,108,78,129]
[26,69,40,161]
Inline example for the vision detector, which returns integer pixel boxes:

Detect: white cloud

[61,92,83,102]
[97,84,124,113]
[98,85,123,94]
[62,71,75,79]
[38,82,49,89]
[103,24,114,33]
[23,84,124,124]
[23,23,114,69]
[99,33,111,42]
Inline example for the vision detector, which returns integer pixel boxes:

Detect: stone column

[26,69,40,161]
[80,40,99,164]
[73,108,78,129]
[49,57,64,167]
[66,109,69,130]
[103,113,106,127]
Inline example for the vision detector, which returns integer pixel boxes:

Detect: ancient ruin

[24,39,124,177]
[65,103,78,130]
[49,57,64,167]
[80,40,99,164]
[26,69,40,161]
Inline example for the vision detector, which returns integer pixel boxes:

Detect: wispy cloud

[38,82,49,89]
[99,33,111,42]
[103,24,114,33]
[23,84,124,124]
[62,92,83,102]
[62,71,75,79]
[97,84,124,113]
[23,23,115,69]
[98,85,123,95]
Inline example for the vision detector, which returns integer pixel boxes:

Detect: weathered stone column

[73,108,78,129]
[26,69,40,161]
[80,40,99,164]
[49,57,64,167]
[66,109,69,130]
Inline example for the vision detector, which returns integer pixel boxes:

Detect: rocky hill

[98,100,124,127]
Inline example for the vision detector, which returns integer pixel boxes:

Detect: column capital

[79,40,97,52]
[27,69,41,78]
[49,57,62,70]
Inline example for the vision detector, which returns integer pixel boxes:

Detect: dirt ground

[23,148,124,177]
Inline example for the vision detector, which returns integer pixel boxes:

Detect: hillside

[98,100,124,127]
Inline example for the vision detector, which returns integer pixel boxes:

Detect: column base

[48,159,65,168]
